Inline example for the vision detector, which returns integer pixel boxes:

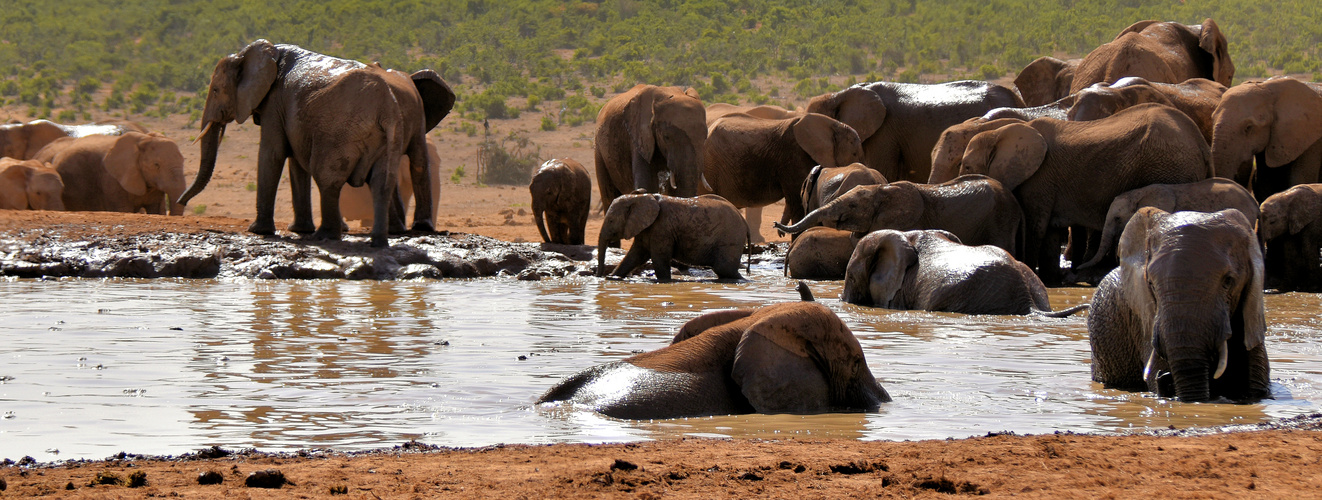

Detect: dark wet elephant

[597,193,748,282]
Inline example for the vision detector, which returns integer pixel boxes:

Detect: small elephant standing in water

[530,158,592,245]
[1089,208,1270,402]
[1258,184,1322,291]
[0,158,64,210]
[785,227,858,280]
[537,292,891,419]
[597,192,748,282]
[842,229,1086,316]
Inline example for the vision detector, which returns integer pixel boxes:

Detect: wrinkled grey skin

[537,300,890,419]
[785,227,858,280]
[806,80,1024,182]
[1088,208,1269,402]
[799,162,888,214]
[841,230,1083,316]
[530,158,592,245]
[597,193,749,282]
[776,175,1023,259]
[1014,56,1081,107]
[1068,77,1226,143]
[1258,184,1322,292]
[595,85,707,209]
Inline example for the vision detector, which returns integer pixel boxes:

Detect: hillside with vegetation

[1,0,1318,127]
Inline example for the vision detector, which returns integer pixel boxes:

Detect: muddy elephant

[341,141,441,230]
[1014,56,1082,107]
[1068,77,1226,143]
[1089,208,1269,402]
[1070,18,1234,93]
[530,158,592,245]
[595,85,707,209]
[536,297,890,419]
[597,192,748,282]
[800,163,888,214]
[944,103,1213,283]
[0,158,64,210]
[178,39,455,247]
[1077,178,1259,275]
[785,227,858,280]
[842,229,1086,316]
[775,175,1023,258]
[1211,77,1322,202]
[805,80,1024,182]
[701,110,863,242]
[929,118,1028,183]
[37,132,186,215]
[1258,184,1322,292]
[0,119,147,160]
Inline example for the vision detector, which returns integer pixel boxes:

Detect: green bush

[540,115,556,131]
[478,132,541,185]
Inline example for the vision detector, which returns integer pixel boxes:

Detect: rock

[397,263,442,279]
[197,470,224,485]
[245,469,288,489]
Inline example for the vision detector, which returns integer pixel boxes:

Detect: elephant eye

[1222,274,1237,289]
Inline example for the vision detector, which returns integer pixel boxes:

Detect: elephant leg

[1037,229,1066,286]
[745,207,766,244]
[388,187,407,235]
[365,156,397,248]
[649,245,674,282]
[569,212,587,246]
[287,158,316,234]
[250,128,289,236]
[632,155,659,193]
[613,244,650,278]
[311,180,346,242]
[406,138,435,232]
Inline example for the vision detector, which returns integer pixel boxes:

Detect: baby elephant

[786,227,858,280]
[1258,184,1322,292]
[1089,208,1270,402]
[842,229,1087,316]
[800,162,888,214]
[537,297,891,419]
[597,192,749,282]
[530,158,592,245]
[0,158,64,210]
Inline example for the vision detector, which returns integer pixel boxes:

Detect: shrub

[477,132,541,185]
[540,115,556,131]
[450,164,466,183]
[192,204,207,215]
[57,109,77,122]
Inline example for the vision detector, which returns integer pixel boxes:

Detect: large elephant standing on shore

[177,39,455,247]
[1070,19,1234,93]
[806,80,1023,182]
[594,85,707,210]
[1210,77,1322,202]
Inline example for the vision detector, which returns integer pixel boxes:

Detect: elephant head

[597,192,660,275]
[1210,78,1322,189]
[1073,19,1234,92]
[958,123,1049,190]
[842,230,919,308]
[0,120,70,160]
[928,117,1023,183]
[1119,208,1268,401]
[793,112,864,168]
[178,39,282,207]
[806,86,887,145]
[1258,185,1322,244]
[628,86,707,196]
[1067,78,1176,122]
[775,182,910,236]
[1014,56,1080,107]
[104,132,187,215]
[0,158,64,210]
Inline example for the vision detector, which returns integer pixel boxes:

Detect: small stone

[517,355,528,361]
[197,471,224,485]
[610,459,638,471]
[245,469,288,489]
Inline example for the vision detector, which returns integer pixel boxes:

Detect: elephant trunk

[596,226,617,277]
[1209,135,1255,188]
[534,206,551,243]
[1169,355,1212,402]
[774,202,833,234]
[1153,308,1229,402]
[178,122,225,207]
[1078,222,1124,270]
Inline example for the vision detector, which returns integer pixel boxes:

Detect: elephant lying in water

[537,285,890,419]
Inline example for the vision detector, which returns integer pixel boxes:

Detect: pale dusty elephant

[530,158,592,245]
[0,119,147,160]
[341,141,442,229]
[1258,184,1322,292]
[842,229,1086,316]
[1068,77,1226,143]
[0,158,64,210]
[1088,208,1269,402]
[597,193,748,282]
[39,132,186,215]
[800,163,888,214]
[785,227,857,280]
[1013,56,1081,107]
[1210,77,1322,202]
[594,84,707,209]
[1070,18,1234,93]
[179,39,456,247]
[536,296,890,419]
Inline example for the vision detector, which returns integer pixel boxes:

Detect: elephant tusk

[700,173,712,192]
[1213,340,1229,380]
[1143,349,1159,381]
[193,122,213,145]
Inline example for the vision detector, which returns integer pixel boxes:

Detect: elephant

[597,192,749,282]
[1014,56,1081,107]
[0,119,147,160]
[701,110,863,243]
[980,94,1074,122]
[1088,208,1269,402]
[841,229,1087,316]
[805,80,1024,182]
[37,131,186,215]
[942,103,1213,283]
[1067,77,1227,143]
[1258,184,1322,292]
[536,295,890,419]
[341,141,441,229]
[594,84,707,210]
[929,117,1029,183]
[1210,77,1322,202]
[775,175,1024,258]
[1077,178,1260,275]
[705,102,795,121]
[0,158,64,210]
[785,227,857,280]
[800,163,887,214]
[530,157,592,245]
[178,39,456,247]
[1070,18,1234,93]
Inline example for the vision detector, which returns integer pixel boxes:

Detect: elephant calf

[842,229,1086,316]
[0,158,64,210]
[1259,184,1322,292]
[597,192,749,282]
[785,227,858,280]
[1089,208,1270,402]
[537,299,890,419]
[800,163,887,214]
[530,158,592,245]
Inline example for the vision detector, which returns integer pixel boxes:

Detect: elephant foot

[309,227,344,242]
[389,219,408,235]
[370,234,389,248]
[289,220,316,234]
[410,220,436,233]
[248,220,277,236]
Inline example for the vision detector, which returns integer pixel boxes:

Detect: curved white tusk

[1143,349,1159,381]
[700,173,713,192]
[1213,340,1229,380]
[192,122,213,145]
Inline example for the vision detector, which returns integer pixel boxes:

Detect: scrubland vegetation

[0,0,1317,125]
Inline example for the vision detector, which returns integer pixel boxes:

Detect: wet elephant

[1068,77,1226,143]
[341,141,442,230]
[530,158,592,245]
[594,84,707,209]
[799,163,888,214]
[785,227,858,280]
[1013,56,1081,107]
[1258,184,1322,292]
[597,192,748,282]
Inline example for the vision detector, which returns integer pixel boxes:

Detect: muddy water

[1,273,1320,460]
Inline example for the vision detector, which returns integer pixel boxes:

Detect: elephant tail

[1030,303,1090,318]
[744,221,753,276]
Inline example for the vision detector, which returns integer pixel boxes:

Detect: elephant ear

[1197,19,1235,87]
[793,113,845,168]
[411,69,456,132]
[961,123,1046,190]
[672,309,756,344]
[627,92,656,163]
[808,87,886,141]
[1117,207,1166,325]
[1114,20,1162,39]
[1217,209,1267,351]
[1287,187,1322,235]
[842,231,916,308]
[620,194,661,240]
[682,87,701,100]
[235,40,279,125]
[0,161,26,209]
[103,132,148,196]
[1014,56,1072,107]
[1265,78,1322,168]
[731,303,854,413]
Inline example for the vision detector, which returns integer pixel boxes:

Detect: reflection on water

[0,275,1319,460]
